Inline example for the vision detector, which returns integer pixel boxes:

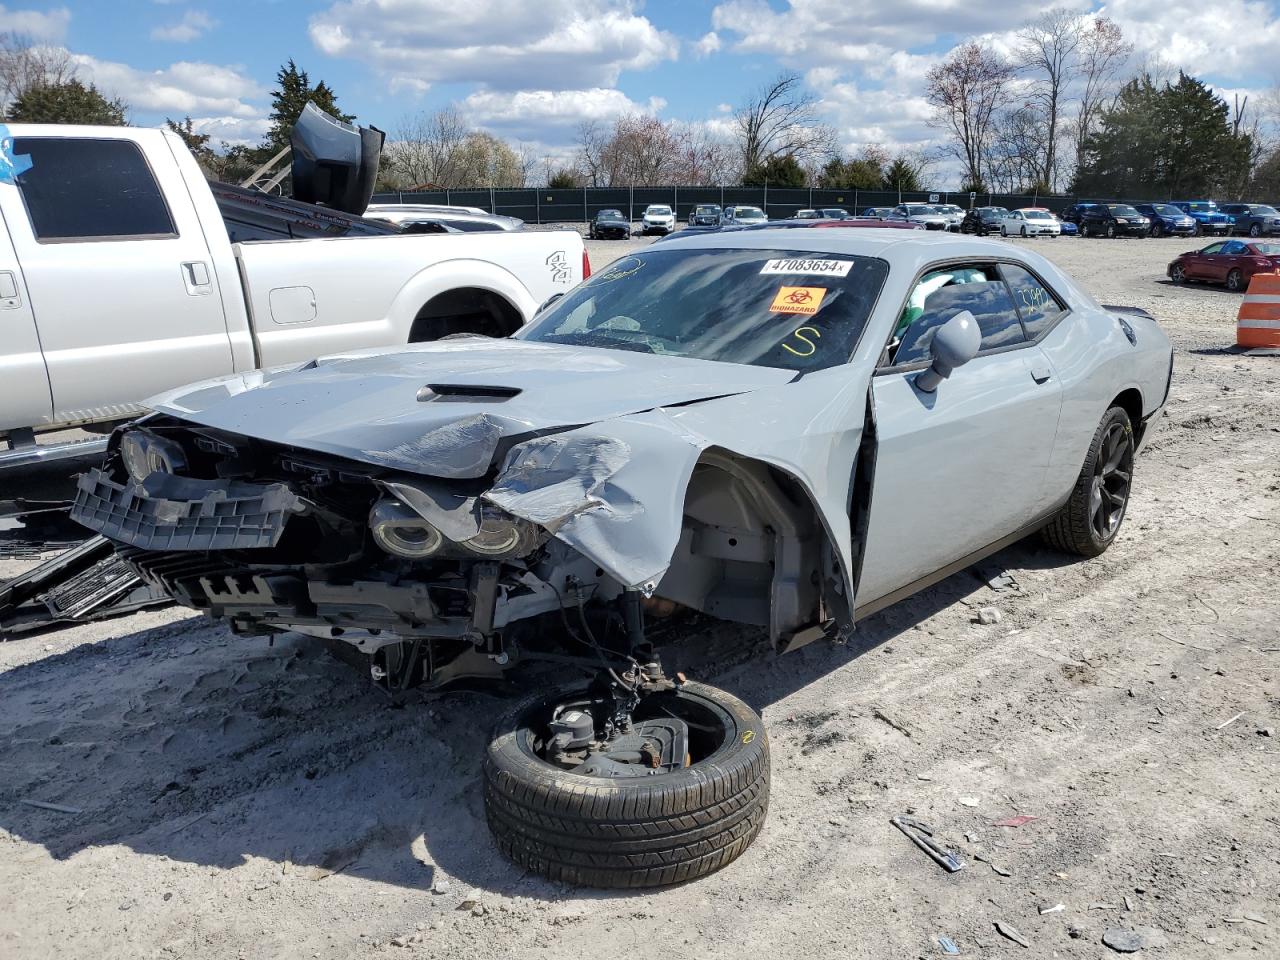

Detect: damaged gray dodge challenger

[73,230,1173,887]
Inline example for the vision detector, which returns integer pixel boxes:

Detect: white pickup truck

[0,124,586,451]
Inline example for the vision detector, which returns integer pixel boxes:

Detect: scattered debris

[994,921,1030,948]
[890,816,964,873]
[1039,903,1066,915]
[937,935,960,955]
[1124,896,1134,911]
[1223,917,1245,924]
[974,853,1012,877]
[1259,728,1275,738]
[974,607,1003,625]
[1215,712,1243,730]
[1244,913,1268,925]
[457,899,478,912]
[872,707,912,738]
[992,815,1037,828]
[1090,903,1121,910]
[975,564,1019,592]
[431,879,451,895]
[19,799,82,815]
[1102,929,1145,953]
[957,796,980,807]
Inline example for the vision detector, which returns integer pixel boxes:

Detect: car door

[1220,240,1250,280]
[0,133,234,426]
[1183,242,1219,279]
[856,262,1064,607]
[0,215,52,433]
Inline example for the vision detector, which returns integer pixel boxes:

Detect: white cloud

[308,0,677,92]
[695,31,721,57]
[1103,0,1280,83]
[69,52,266,120]
[456,87,665,140]
[184,115,271,148]
[0,4,70,41]
[151,10,216,43]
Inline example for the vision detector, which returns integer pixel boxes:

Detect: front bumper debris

[70,469,307,552]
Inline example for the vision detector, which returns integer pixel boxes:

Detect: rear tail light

[582,248,591,280]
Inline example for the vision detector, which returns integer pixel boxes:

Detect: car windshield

[1252,242,1280,254]
[1150,204,1182,216]
[696,205,718,214]
[1024,210,1053,220]
[515,247,889,372]
[1249,205,1279,216]
[821,209,848,218]
[1186,202,1217,212]
[1107,204,1140,216]
[985,207,1008,215]
[598,211,624,220]
[735,207,766,218]
[647,206,672,215]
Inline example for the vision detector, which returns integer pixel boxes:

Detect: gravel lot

[2,232,1277,960]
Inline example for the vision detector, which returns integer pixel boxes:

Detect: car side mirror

[537,293,565,314]
[915,310,981,393]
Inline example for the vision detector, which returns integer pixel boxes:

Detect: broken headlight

[119,429,187,481]
[370,499,444,558]
[460,506,541,557]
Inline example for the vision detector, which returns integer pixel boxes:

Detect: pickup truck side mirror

[915,310,981,393]
[537,293,565,314]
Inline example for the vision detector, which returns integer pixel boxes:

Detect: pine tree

[262,60,354,153]
[741,153,806,187]
[165,116,218,170]
[882,155,925,193]
[7,79,126,124]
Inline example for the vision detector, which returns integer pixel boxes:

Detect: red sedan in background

[1168,239,1280,291]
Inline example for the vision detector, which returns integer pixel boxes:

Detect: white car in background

[935,203,965,231]
[641,204,676,235]
[894,203,951,231]
[1000,208,1062,238]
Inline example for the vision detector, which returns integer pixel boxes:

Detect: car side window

[1223,241,1248,254]
[13,136,177,242]
[1000,263,1066,340]
[1201,242,1225,254]
[889,265,1026,366]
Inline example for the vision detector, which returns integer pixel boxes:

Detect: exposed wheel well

[408,287,523,342]
[1111,387,1146,446]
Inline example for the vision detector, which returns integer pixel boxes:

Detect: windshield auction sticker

[760,258,853,277]
[769,286,827,316]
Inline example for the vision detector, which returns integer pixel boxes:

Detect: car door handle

[1031,364,1052,384]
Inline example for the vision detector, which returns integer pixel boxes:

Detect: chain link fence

[371,186,1078,224]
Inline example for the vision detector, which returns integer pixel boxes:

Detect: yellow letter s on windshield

[782,326,821,357]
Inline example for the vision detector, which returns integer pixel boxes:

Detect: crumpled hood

[147,339,795,478]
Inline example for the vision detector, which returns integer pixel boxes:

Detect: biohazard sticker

[760,258,853,277]
[769,286,827,316]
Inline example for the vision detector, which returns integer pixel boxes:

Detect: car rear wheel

[1249,224,1262,238]
[1042,406,1135,558]
[484,680,770,888]
[1226,268,1245,292]
[1151,222,1163,238]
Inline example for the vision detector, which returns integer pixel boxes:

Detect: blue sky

[7,1,1280,183]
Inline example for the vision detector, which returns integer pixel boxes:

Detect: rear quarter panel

[235,230,584,368]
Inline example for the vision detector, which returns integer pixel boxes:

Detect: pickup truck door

[0,133,235,426]
[0,216,52,432]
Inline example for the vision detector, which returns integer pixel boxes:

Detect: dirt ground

[2,232,1277,960]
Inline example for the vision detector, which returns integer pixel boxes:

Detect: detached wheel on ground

[1042,405,1135,557]
[484,679,769,888]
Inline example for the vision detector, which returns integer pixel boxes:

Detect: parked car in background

[817,208,851,219]
[1130,203,1196,238]
[861,206,899,220]
[365,204,524,232]
[1045,210,1077,236]
[999,208,1062,238]
[1167,239,1280,291]
[1169,201,1232,236]
[1079,203,1150,238]
[640,204,676,235]
[934,203,966,230]
[588,209,630,240]
[0,124,585,450]
[1061,202,1098,226]
[688,203,722,226]
[1220,203,1280,238]
[73,228,1172,888]
[793,209,820,219]
[960,206,1007,236]
[894,203,950,230]
[723,205,769,226]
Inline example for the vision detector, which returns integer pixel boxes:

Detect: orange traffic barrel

[1237,272,1280,348]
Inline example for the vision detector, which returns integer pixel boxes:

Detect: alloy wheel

[1227,269,1243,292]
[1171,264,1185,283]
[1090,421,1133,541]
[1106,224,1116,238]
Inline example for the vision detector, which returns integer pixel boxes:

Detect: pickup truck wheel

[483,680,769,888]
[1041,406,1135,558]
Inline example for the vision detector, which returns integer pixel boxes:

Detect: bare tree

[1072,18,1132,174]
[926,43,1015,190]
[1017,9,1084,189]
[984,106,1047,193]
[733,72,836,173]
[386,106,471,188]
[0,32,75,114]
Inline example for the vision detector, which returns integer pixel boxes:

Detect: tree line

[924,8,1279,200]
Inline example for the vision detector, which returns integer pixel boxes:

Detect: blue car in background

[1132,203,1197,238]
[1169,201,1232,236]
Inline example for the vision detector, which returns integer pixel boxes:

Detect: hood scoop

[417,383,523,403]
